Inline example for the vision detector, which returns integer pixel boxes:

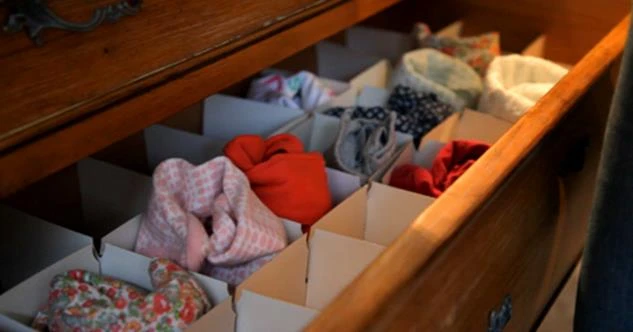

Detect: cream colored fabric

[478,55,568,122]
[390,49,483,111]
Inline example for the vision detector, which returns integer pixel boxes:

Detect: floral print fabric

[413,23,500,76]
[33,258,211,332]
[135,157,287,286]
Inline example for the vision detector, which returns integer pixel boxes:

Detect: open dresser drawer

[0,0,630,331]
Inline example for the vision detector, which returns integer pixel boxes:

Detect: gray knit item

[329,109,397,180]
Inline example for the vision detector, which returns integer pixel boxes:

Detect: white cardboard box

[0,205,92,293]
[314,41,392,110]
[344,21,464,64]
[235,184,434,331]
[234,233,381,332]
[0,244,231,332]
[202,94,305,141]
[77,158,153,232]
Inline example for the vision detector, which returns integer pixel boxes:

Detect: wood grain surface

[0,0,400,198]
[0,0,341,151]
[361,0,629,64]
[305,14,629,331]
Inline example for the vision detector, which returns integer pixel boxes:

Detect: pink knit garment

[135,157,287,285]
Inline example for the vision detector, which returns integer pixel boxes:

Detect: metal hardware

[488,295,512,332]
[3,0,142,45]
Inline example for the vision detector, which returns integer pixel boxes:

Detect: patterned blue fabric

[323,85,454,145]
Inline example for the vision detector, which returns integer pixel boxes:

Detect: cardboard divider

[314,41,392,110]
[202,94,305,141]
[313,183,435,246]
[0,244,231,332]
[233,184,433,329]
[305,230,385,309]
[77,158,153,234]
[272,112,415,200]
[521,34,547,57]
[345,26,414,64]
[235,235,317,332]
[343,20,465,65]
[0,205,92,294]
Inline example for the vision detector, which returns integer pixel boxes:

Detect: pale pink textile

[135,157,287,285]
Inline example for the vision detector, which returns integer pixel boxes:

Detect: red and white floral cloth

[33,259,210,332]
[413,23,500,76]
[135,157,287,286]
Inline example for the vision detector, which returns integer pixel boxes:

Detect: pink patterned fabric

[135,157,287,285]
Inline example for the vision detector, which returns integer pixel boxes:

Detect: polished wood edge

[305,14,630,332]
[0,0,401,198]
[0,0,344,152]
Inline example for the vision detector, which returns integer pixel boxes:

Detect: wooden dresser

[0,0,630,330]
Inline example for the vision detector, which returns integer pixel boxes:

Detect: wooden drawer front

[307,15,628,332]
[365,72,614,331]
[0,0,338,151]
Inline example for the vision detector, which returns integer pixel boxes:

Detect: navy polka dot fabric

[323,85,454,145]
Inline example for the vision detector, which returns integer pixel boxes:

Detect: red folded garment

[389,140,490,197]
[224,134,332,229]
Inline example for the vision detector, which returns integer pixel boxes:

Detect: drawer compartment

[307,14,628,331]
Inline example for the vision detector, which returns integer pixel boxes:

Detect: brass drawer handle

[2,0,142,45]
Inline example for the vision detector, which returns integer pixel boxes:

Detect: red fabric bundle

[389,140,490,197]
[224,134,332,229]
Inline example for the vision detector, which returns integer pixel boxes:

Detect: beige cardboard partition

[77,158,153,233]
[146,94,305,170]
[0,205,92,293]
[0,244,231,332]
[235,235,318,332]
[305,183,435,309]
[219,183,434,331]
[382,109,513,183]
[344,20,465,64]
[273,112,415,201]
[314,41,392,110]
[202,94,305,141]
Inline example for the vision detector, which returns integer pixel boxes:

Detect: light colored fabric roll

[390,49,483,110]
[478,55,568,122]
[247,71,334,111]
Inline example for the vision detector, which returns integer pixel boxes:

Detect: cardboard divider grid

[0,18,552,331]
[234,183,435,331]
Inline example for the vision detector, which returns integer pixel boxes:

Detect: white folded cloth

[478,55,568,122]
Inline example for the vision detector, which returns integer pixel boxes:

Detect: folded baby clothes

[247,71,335,111]
[33,258,211,332]
[328,109,397,180]
[324,85,454,145]
[224,134,332,230]
[390,49,483,110]
[389,140,489,197]
[413,23,500,76]
[478,55,568,122]
[135,157,287,286]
